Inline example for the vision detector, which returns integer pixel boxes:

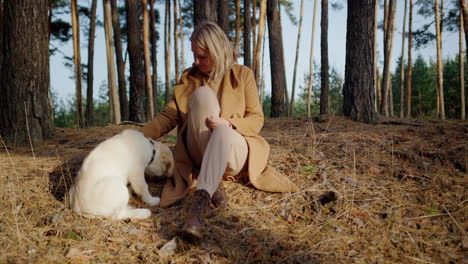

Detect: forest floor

[0,115,466,264]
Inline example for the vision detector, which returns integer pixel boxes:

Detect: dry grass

[0,116,466,264]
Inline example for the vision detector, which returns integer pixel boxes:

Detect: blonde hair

[190,21,236,81]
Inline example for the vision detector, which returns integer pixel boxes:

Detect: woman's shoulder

[232,64,254,79]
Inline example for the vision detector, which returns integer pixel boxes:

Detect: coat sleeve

[141,99,179,140]
[227,67,264,136]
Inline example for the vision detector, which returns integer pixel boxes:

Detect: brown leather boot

[182,189,210,239]
[211,181,227,208]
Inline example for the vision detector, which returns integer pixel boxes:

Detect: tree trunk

[267,0,288,117]
[389,80,394,116]
[406,0,413,118]
[253,0,267,85]
[460,0,468,50]
[380,0,396,116]
[244,0,252,67]
[86,0,97,126]
[399,0,407,118]
[461,1,466,120]
[373,0,378,113]
[173,0,180,81]
[435,0,445,119]
[320,0,329,116]
[165,0,172,104]
[252,0,257,68]
[126,0,145,122]
[289,0,304,117]
[218,0,230,35]
[111,0,129,121]
[343,0,376,124]
[0,0,54,145]
[235,0,241,54]
[193,0,217,27]
[103,0,121,124]
[178,0,185,71]
[307,0,318,118]
[71,0,83,127]
[142,0,154,120]
[149,0,158,114]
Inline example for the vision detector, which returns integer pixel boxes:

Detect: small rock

[27,249,37,254]
[159,237,177,257]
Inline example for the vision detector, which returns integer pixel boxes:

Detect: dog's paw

[145,196,160,206]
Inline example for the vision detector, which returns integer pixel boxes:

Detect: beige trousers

[186,86,248,197]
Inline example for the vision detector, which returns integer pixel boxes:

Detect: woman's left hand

[205,115,231,130]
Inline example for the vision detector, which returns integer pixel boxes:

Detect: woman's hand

[205,115,231,130]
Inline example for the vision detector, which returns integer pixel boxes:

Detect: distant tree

[85,0,97,127]
[71,0,83,127]
[460,0,468,49]
[380,0,396,117]
[193,0,217,27]
[126,0,145,122]
[235,0,241,53]
[173,0,180,81]
[142,0,154,120]
[307,0,318,118]
[407,0,413,118]
[267,0,288,117]
[399,0,408,118]
[149,0,159,114]
[111,0,129,121]
[343,0,377,124]
[435,0,445,119]
[320,0,329,116]
[460,4,465,120]
[253,0,267,86]
[165,0,172,104]
[244,0,252,67]
[0,0,54,145]
[289,0,304,117]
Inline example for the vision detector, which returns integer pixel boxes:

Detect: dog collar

[148,139,156,166]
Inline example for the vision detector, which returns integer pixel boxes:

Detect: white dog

[69,129,174,220]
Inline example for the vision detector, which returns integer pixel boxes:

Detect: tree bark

[165,0,172,104]
[111,0,129,121]
[71,0,83,127]
[218,0,230,35]
[380,0,396,116]
[406,0,413,118]
[343,0,377,124]
[253,0,267,85]
[103,0,121,124]
[0,0,54,145]
[267,0,288,117]
[435,0,445,119]
[178,0,185,71]
[193,0,217,27]
[289,0,304,117]
[373,0,378,112]
[252,0,257,68]
[307,0,318,118]
[149,0,158,114]
[320,0,329,116]
[142,0,154,120]
[460,0,468,51]
[400,0,408,118]
[126,0,145,122]
[244,0,252,67]
[86,0,97,126]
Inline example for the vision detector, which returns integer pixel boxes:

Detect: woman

[142,21,298,239]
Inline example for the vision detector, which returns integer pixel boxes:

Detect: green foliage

[391,53,467,119]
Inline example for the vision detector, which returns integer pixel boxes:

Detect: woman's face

[191,42,214,75]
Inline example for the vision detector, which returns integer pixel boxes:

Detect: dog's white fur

[69,129,174,220]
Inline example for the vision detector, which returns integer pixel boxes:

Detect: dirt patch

[0,116,466,263]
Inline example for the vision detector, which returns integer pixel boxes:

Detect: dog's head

[145,141,175,178]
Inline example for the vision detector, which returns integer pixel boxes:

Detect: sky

[50,0,461,104]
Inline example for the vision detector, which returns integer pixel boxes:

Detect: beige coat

[142,64,299,207]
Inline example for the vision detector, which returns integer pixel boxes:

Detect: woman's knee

[190,86,216,106]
